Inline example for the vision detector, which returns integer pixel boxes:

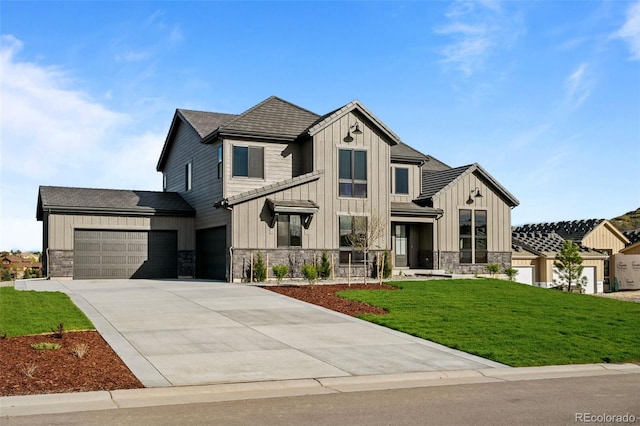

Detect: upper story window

[277,214,302,247]
[460,209,487,264]
[185,162,192,191]
[394,167,409,194]
[233,145,264,178]
[163,173,167,191]
[339,149,367,198]
[217,144,223,179]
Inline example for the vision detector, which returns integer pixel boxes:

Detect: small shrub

[272,264,289,285]
[486,263,500,277]
[31,342,61,350]
[19,364,37,378]
[318,251,331,279]
[70,343,89,359]
[504,267,518,282]
[301,264,318,284]
[51,322,65,339]
[253,253,267,282]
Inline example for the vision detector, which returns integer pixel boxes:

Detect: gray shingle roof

[37,186,194,219]
[513,219,606,243]
[419,164,471,200]
[178,110,237,139]
[512,232,604,255]
[218,96,319,140]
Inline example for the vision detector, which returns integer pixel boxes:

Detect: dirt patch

[265,283,398,316]
[595,290,640,303]
[0,330,143,396]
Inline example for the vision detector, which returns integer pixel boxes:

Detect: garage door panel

[74,230,177,279]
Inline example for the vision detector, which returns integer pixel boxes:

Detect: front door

[395,224,408,267]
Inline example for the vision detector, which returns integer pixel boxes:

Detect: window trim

[338,148,368,198]
[459,208,488,264]
[232,145,264,179]
[394,167,409,195]
[185,162,192,191]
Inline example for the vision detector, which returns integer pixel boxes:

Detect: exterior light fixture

[343,121,363,142]
[466,187,483,204]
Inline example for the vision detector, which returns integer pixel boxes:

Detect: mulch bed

[265,283,398,316]
[1,283,395,397]
[0,330,143,396]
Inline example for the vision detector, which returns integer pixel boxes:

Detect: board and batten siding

[432,171,512,253]
[390,163,421,203]
[224,139,302,199]
[311,112,392,250]
[46,214,195,250]
[163,120,225,230]
[581,223,627,254]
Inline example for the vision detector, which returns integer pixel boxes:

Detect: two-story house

[37,96,519,281]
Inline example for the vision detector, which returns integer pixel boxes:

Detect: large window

[339,149,367,197]
[277,215,302,247]
[394,167,409,194]
[185,162,192,191]
[339,216,367,264]
[233,146,264,178]
[459,209,488,264]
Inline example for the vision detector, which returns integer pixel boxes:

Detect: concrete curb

[3,364,639,417]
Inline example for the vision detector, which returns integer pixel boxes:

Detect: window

[163,173,167,191]
[233,146,264,178]
[459,209,487,264]
[339,149,367,197]
[217,144,223,179]
[339,216,367,264]
[277,215,302,247]
[394,167,409,194]
[185,162,192,191]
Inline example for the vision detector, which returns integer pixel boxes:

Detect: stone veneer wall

[46,250,74,278]
[178,250,195,278]
[231,249,384,282]
[439,251,512,274]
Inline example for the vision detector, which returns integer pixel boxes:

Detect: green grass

[0,287,94,337]
[338,279,640,367]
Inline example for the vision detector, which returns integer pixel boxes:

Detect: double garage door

[74,230,177,279]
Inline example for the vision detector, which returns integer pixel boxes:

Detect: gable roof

[37,186,195,220]
[417,163,519,207]
[512,232,606,257]
[513,219,629,245]
[306,100,401,146]
[179,110,237,139]
[390,142,451,170]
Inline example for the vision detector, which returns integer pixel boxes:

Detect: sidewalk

[3,363,639,417]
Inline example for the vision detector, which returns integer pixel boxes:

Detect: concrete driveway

[21,279,505,387]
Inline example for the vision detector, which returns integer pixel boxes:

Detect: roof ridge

[219,96,319,131]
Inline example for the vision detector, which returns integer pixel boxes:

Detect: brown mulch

[1,284,395,397]
[266,283,398,316]
[0,330,143,396]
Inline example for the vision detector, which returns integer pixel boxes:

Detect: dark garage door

[196,226,226,280]
[74,230,178,279]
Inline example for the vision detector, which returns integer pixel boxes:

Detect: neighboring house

[38,96,519,281]
[613,230,640,290]
[1,255,41,280]
[512,219,629,293]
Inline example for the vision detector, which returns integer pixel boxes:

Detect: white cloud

[564,63,593,108]
[0,35,163,250]
[616,1,640,60]
[434,0,523,76]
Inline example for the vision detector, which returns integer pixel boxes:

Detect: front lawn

[0,287,94,337]
[338,279,640,367]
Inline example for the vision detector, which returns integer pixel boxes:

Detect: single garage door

[74,230,177,279]
[196,226,226,280]
[513,266,534,286]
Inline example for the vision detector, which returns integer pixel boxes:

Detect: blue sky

[1,1,639,251]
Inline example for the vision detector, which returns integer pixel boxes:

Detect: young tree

[347,211,387,285]
[553,241,585,292]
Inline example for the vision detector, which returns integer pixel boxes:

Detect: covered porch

[390,202,443,274]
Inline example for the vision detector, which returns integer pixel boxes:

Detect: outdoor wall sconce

[466,187,483,204]
[343,122,363,143]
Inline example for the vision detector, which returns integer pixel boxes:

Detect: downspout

[228,246,233,283]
